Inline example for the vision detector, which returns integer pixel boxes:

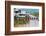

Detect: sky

[20,8,39,13]
[14,8,39,14]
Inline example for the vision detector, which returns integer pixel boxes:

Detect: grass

[14,17,29,26]
[31,12,39,17]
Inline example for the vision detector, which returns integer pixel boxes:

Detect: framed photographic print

[5,1,45,35]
